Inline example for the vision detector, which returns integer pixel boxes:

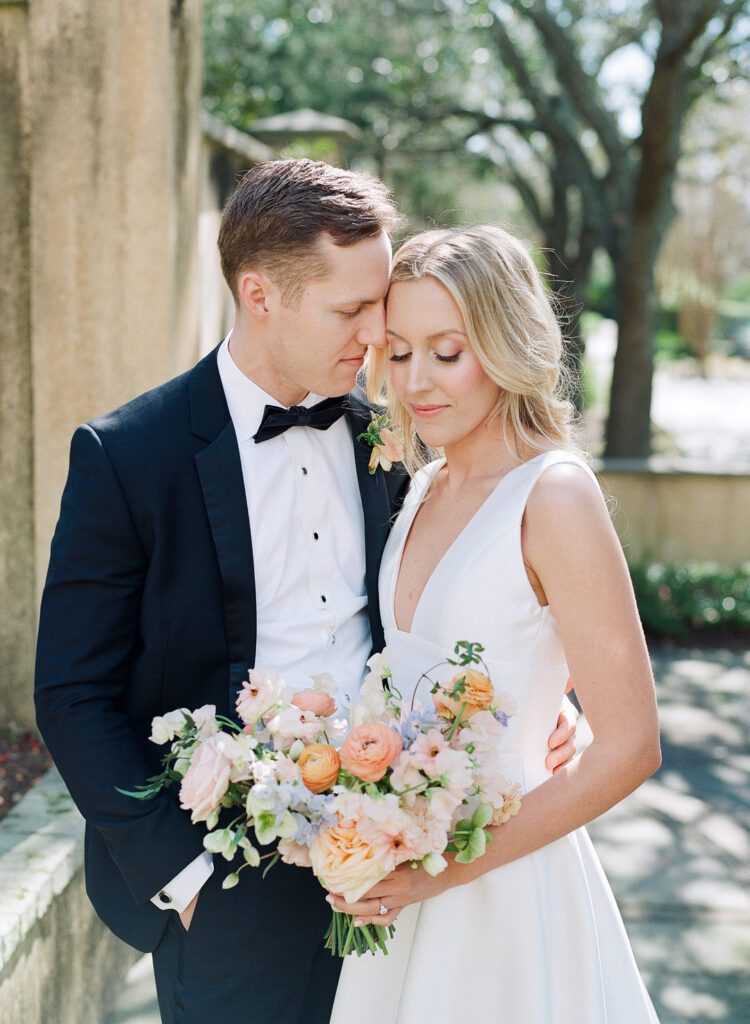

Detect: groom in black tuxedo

[35,159,576,1023]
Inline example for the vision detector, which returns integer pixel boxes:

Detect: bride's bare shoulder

[523,459,612,553]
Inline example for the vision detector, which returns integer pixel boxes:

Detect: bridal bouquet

[122,641,522,956]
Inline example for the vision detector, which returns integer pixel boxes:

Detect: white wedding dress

[331,450,659,1024]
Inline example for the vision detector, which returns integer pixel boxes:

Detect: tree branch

[515,1,629,180]
[488,16,612,229]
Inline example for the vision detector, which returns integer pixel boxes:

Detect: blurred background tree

[204,0,750,456]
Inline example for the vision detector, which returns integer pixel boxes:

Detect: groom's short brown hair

[218,158,400,305]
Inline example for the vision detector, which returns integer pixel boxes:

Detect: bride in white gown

[329,225,661,1023]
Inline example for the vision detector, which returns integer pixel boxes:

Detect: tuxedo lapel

[190,350,256,713]
[346,394,393,654]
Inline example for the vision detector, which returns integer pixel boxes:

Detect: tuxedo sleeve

[35,423,207,904]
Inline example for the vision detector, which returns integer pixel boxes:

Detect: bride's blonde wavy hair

[367,225,579,474]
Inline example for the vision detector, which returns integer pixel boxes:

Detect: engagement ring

[379,903,389,916]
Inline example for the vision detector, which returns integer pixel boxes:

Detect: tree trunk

[606,246,658,456]
[604,3,717,457]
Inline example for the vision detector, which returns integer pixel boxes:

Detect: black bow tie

[253,395,348,444]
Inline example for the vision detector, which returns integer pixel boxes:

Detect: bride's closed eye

[389,352,462,363]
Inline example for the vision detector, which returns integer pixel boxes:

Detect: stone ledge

[0,768,137,1024]
[0,769,83,970]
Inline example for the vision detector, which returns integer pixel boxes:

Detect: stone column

[0,1,35,727]
[0,0,203,727]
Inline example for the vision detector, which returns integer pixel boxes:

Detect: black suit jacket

[34,346,408,952]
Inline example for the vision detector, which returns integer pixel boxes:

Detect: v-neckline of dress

[390,452,551,635]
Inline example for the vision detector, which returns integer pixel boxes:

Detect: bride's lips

[341,356,365,368]
[411,404,448,418]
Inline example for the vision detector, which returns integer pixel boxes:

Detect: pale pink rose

[339,723,403,783]
[309,819,388,904]
[291,689,337,718]
[179,734,232,823]
[278,838,313,869]
[236,669,284,726]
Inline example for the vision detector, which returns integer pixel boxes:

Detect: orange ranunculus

[291,689,337,717]
[309,818,387,903]
[298,743,341,794]
[432,668,495,721]
[339,723,402,783]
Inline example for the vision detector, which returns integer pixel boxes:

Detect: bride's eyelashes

[388,352,462,364]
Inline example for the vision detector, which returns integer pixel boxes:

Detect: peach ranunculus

[339,723,403,783]
[309,818,388,903]
[179,734,233,823]
[433,668,495,721]
[298,743,341,794]
[291,689,337,718]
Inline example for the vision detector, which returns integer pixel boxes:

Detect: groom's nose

[358,302,386,348]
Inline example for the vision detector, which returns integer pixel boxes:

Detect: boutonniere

[357,412,405,474]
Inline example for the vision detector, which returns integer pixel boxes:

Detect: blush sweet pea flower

[150,709,190,745]
[278,838,313,868]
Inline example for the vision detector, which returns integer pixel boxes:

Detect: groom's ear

[238,270,276,320]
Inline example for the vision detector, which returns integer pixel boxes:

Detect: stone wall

[0,770,138,1024]
[0,0,204,727]
[597,459,750,566]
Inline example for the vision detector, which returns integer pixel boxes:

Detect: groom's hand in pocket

[179,892,200,932]
[545,688,578,774]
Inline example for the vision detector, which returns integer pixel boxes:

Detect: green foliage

[631,562,750,639]
[654,328,693,364]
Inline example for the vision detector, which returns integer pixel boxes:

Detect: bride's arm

[331,463,661,925]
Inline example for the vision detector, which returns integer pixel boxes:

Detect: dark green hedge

[631,562,750,640]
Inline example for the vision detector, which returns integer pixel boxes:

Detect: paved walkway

[105,646,750,1024]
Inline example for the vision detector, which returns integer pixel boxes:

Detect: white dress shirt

[153,336,372,912]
